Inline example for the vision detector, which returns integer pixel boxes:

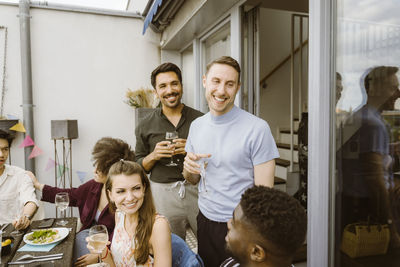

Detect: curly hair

[0,129,15,147]
[151,62,182,89]
[240,186,307,256]
[106,160,155,264]
[91,137,135,175]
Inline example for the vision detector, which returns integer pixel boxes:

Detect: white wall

[181,48,195,108]
[0,4,160,217]
[258,8,308,137]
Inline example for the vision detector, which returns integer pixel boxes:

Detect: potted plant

[124,87,160,127]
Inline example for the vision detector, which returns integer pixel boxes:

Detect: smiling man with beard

[135,62,203,240]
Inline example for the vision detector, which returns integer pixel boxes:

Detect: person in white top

[221,186,307,267]
[0,130,38,230]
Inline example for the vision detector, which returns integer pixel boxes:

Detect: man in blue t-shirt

[183,56,279,267]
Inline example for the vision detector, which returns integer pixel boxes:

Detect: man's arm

[14,172,39,230]
[14,201,37,230]
[254,159,276,187]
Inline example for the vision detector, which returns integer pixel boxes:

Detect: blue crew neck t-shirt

[186,105,279,222]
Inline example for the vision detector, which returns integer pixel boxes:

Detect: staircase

[274,118,300,195]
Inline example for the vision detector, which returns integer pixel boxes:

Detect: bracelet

[101,247,109,260]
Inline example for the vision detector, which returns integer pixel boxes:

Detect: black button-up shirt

[135,105,203,183]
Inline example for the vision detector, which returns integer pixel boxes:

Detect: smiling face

[108,173,145,215]
[203,63,240,116]
[225,204,251,264]
[155,71,183,109]
[0,138,10,173]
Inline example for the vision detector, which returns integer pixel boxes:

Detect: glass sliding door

[334,0,400,266]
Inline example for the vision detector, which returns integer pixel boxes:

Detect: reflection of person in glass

[340,66,400,246]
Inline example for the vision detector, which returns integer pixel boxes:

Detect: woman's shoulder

[152,214,170,233]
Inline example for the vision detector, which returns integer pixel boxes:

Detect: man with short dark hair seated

[0,130,38,230]
[221,186,307,267]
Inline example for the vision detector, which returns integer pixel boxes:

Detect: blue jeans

[73,229,90,262]
[172,233,204,267]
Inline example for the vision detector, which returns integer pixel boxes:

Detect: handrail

[259,39,308,87]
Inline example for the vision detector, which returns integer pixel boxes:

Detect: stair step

[275,164,288,180]
[278,147,298,162]
[280,133,298,145]
[274,177,286,185]
[276,158,290,167]
[280,129,298,134]
[277,143,298,150]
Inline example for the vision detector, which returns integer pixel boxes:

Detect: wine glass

[55,192,69,226]
[165,131,179,167]
[198,158,209,195]
[88,225,109,267]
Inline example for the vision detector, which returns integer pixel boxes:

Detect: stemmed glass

[165,131,179,167]
[88,225,109,267]
[55,192,69,226]
[198,158,209,195]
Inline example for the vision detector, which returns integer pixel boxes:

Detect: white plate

[23,227,69,246]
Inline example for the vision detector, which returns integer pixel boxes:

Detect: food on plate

[26,229,60,244]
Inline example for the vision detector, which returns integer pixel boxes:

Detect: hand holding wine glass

[165,131,179,167]
[87,225,109,267]
[55,192,69,226]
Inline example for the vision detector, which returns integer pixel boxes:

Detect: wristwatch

[23,214,32,220]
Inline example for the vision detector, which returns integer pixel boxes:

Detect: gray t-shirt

[186,105,279,222]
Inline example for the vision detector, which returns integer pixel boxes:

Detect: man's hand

[183,152,211,184]
[12,214,30,230]
[152,140,174,160]
[173,138,187,155]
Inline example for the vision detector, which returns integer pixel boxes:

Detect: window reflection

[335,0,400,266]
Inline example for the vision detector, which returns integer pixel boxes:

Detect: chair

[172,233,204,267]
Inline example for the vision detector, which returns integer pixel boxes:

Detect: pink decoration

[45,158,57,171]
[28,145,43,159]
[18,135,35,148]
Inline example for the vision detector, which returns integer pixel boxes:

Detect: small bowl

[1,236,14,256]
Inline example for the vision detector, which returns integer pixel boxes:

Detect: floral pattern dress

[110,210,156,267]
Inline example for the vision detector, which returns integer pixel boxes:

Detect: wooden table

[2,217,77,267]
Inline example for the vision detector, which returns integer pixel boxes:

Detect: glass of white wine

[55,192,69,226]
[165,131,179,167]
[88,225,109,267]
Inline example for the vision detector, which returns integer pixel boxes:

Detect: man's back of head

[225,186,307,267]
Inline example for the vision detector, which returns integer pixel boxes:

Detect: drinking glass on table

[165,131,179,167]
[88,225,109,267]
[55,192,69,226]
